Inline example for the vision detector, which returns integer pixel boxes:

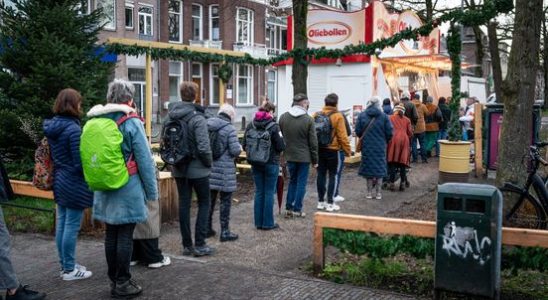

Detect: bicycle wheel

[500,187,547,229]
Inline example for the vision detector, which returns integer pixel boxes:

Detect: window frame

[125,4,134,29]
[96,0,116,31]
[236,64,253,106]
[209,63,220,106]
[236,7,254,45]
[168,0,183,43]
[138,5,154,36]
[191,3,203,41]
[209,5,220,41]
[267,70,277,105]
[168,61,183,102]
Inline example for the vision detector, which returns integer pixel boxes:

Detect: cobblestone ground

[9,160,439,299]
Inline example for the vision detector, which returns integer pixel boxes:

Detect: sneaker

[148,256,171,269]
[366,193,372,199]
[129,261,139,266]
[112,279,142,299]
[182,247,194,256]
[325,203,340,212]
[376,193,382,200]
[62,268,92,281]
[59,263,87,277]
[284,210,293,218]
[333,195,345,202]
[193,245,215,257]
[317,202,326,210]
[5,285,46,300]
[220,230,239,242]
[262,223,280,231]
[292,211,306,218]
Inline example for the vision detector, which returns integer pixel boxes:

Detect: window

[192,63,202,103]
[237,65,253,105]
[169,62,182,101]
[209,5,220,41]
[76,0,91,14]
[210,64,220,105]
[128,68,146,116]
[125,5,134,29]
[236,8,254,45]
[267,70,276,104]
[138,6,153,36]
[169,0,183,43]
[96,0,116,30]
[192,4,203,41]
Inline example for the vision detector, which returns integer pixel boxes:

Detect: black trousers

[176,177,210,248]
[105,223,136,284]
[209,190,233,232]
[317,149,339,204]
[388,163,407,184]
[132,239,163,264]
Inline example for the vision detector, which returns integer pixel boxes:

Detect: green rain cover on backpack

[80,118,129,191]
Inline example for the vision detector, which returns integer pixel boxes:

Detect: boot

[112,279,142,299]
[388,182,395,191]
[366,179,373,199]
[220,230,239,242]
[399,182,405,191]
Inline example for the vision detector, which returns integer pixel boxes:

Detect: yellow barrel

[438,140,472,173]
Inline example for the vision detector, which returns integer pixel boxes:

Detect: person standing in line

[333,112,352,203]
[424,96,443,157]
[411,93,429,163]
[168,82,215,257]
[438,97,452,143]
[386,105,413,191]
[460,97,478,141]
[401,91,418,128]
[355,96,393,200]
[89,79,158,298]
[382,98,393,115]
[315,93,351,212]
[43,89,93,281]
[207,104,241,241]
[279,94,318,218]
[243,106,286,230]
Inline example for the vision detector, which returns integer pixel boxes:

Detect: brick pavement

[9,234,417,300]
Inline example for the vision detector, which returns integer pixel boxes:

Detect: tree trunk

[496,0,543,191]
[544,14,548,109]
[292,0,308,95]
[488,22,503,103]
[425,0,433,22]
[472,26,484,77]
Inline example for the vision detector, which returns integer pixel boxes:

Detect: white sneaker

[130,260,139,266]
[376,193,382,200]
[333,195,345,202]
[62,268,92,281]
[59,263,87,277]
[325,203,340,212]
[148,256,171,269]
[317,202,326,210]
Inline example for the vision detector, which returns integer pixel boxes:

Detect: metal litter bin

[434,183,502,299]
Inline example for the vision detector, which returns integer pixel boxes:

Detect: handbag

[356,117,376,153]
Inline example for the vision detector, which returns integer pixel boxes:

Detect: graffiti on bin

[440,221,492,266]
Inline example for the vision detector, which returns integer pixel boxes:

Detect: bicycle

[499,142,548,229]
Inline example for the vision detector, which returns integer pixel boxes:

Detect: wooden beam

[106,38,246,57]
[145,52,153,143]
[9,180,53,200]
[312,212,548,273]
[474,103,484,177]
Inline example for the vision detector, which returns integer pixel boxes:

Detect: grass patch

[1,197,55,234]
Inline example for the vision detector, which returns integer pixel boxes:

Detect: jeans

[317,149,339,204]
[411,132,427,162]
[251,164,279,229]
[132,239,163,264]
[209,190,233,232]
[0,206,19,289]
[105,223,136,284]
[176,177,211,248]
[56,205,84,272]
[285,162,310,213]
[334,151,345,197]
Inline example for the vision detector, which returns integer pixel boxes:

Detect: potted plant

[438,24,471,183]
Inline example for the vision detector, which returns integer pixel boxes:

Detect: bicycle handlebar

[535,142,548,148]
[539,156,548,166]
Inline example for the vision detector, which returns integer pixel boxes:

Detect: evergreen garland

[447,24,463,142]
[218,63,233,83]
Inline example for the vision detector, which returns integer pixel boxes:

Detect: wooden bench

[312,212,548,275]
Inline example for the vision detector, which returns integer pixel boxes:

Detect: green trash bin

[434,183,502,300]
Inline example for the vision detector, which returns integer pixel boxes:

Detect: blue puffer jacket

[355,106,393,178]
[87,104,158,225]
[43,116,93,209]
[208,113,242,193]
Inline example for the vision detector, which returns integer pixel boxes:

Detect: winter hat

[394,105,406,113]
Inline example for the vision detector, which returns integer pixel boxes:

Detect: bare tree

[496,0,544,191]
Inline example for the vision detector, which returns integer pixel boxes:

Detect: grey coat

[168,101,212,179]
[208,113,242,193]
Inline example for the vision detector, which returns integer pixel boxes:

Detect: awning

[379,54,471,72]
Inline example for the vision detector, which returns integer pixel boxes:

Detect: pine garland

[447,24,463,142]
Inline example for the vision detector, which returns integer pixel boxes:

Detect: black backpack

[159,111,201,166]
[314,111,336,148]
[245,122,275,165]
[209,123,230,161]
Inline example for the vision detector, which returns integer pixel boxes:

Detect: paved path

[8,162,439,299]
